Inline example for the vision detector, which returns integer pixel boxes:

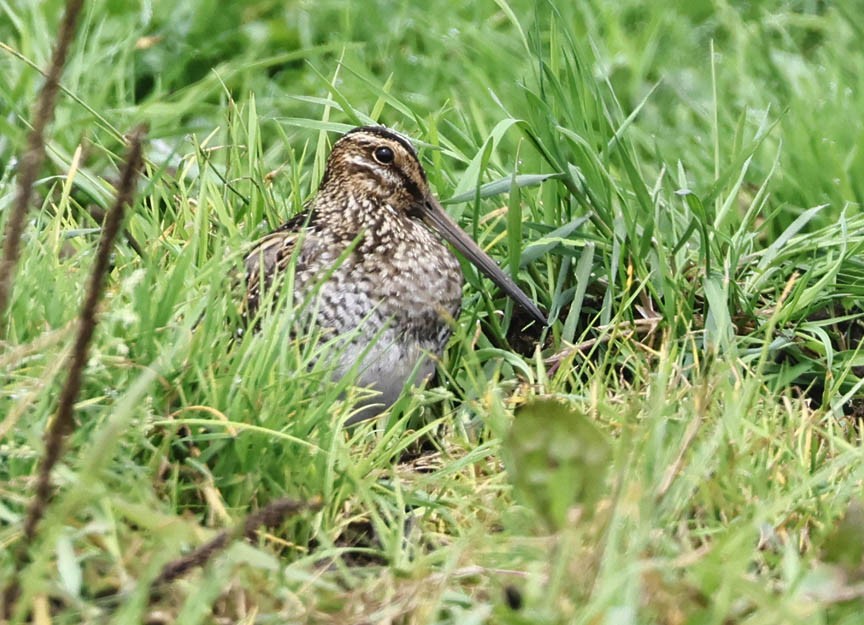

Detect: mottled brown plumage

[245,126,545,423]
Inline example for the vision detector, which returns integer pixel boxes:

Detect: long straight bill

[422,197,547,326]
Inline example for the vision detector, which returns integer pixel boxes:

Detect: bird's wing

[243,211,311,321]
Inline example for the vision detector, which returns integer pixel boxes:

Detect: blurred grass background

[2,0,864,623]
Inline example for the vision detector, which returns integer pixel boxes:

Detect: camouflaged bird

[244,126,546,423]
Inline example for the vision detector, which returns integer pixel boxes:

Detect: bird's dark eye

[373,146,395,164]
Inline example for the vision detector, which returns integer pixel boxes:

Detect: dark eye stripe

[400,173,424,203]
[345,126,419,161]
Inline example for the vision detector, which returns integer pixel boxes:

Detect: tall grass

[2,0,864,622]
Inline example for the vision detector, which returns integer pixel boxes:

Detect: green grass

[3,0,864,622]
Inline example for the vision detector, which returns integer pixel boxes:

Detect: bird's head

[319,125,547,326]
[321,125,430,212]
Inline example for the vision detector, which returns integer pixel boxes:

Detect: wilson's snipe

[245,126,546,423]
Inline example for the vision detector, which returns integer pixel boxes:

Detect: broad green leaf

[503,397,611,530]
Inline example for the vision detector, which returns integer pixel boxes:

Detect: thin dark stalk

[21,125,147,543]
[152,497,321,588]
[0,0,85,331]
[2,125,147,620]
[0,1,87,616]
